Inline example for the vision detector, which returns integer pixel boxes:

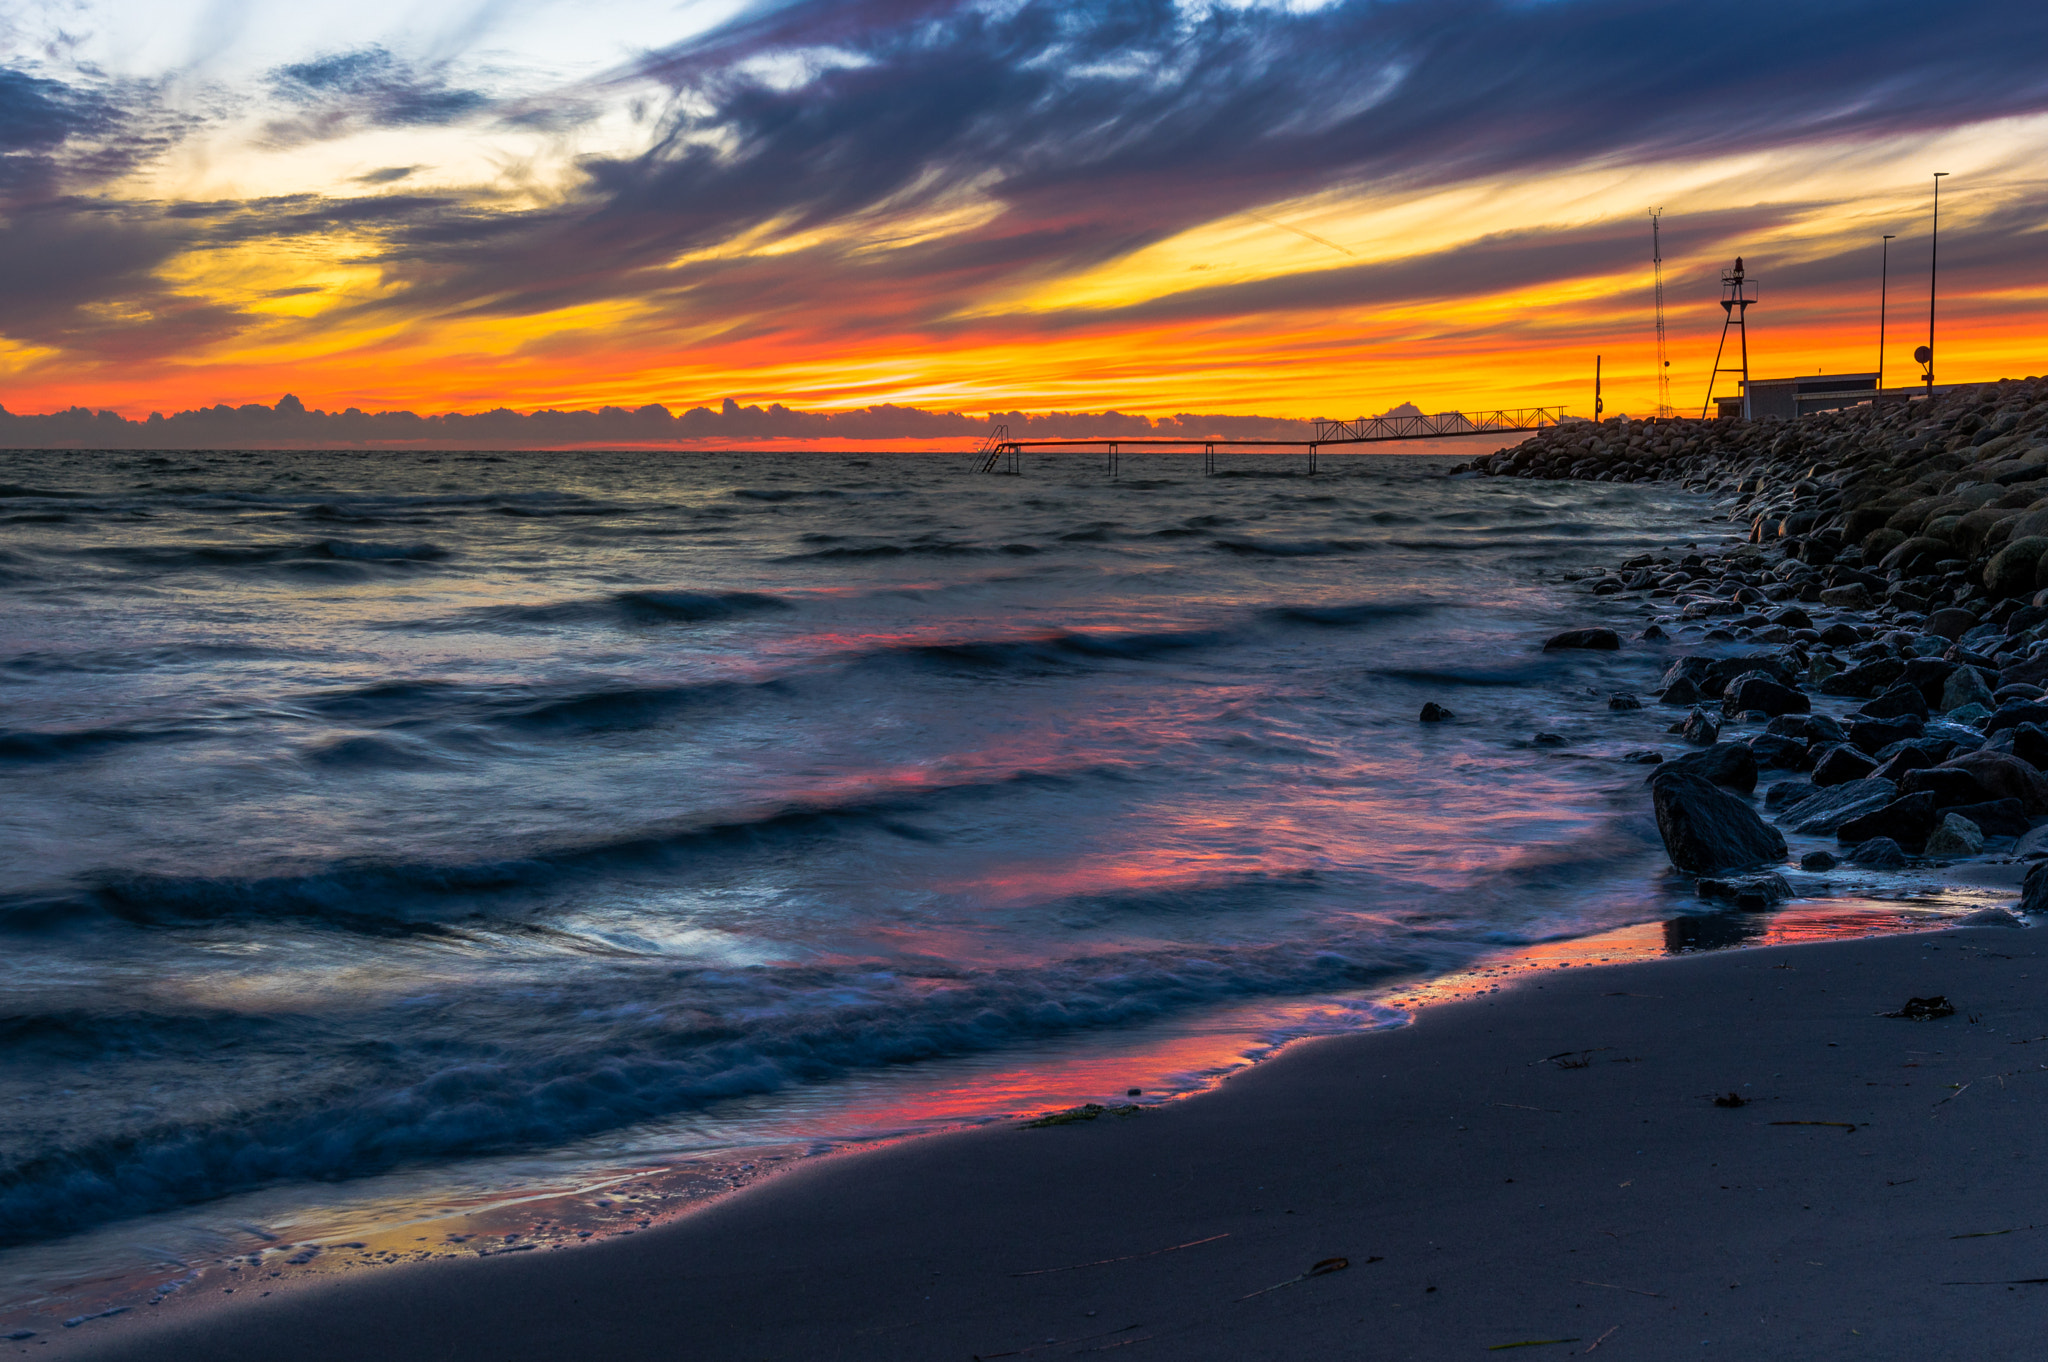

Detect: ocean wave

[872,628,1230,673]
[84,540,450,571]
[402,589,793,632]
[0,484,82,499]
[784,541,1040,560]
[0,930,1449,1247]
[0,768,1095,935]
[0,723,199,763]
[1267,602,1438,628]
[1211,536,1370,557]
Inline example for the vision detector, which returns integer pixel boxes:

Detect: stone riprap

[1462,375,2048,914]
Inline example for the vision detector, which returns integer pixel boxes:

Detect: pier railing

[978,406,1567,475]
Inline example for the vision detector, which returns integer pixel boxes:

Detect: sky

[2,0,2045,424]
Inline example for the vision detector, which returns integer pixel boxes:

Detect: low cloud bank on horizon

[0,395,1349,449]
[3,0,2046,419]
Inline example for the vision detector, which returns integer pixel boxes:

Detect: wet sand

[63,921,2048,1362]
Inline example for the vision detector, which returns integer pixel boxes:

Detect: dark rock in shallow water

[1771,606,1815,631]
[1722,673,1810,718]
[1544,627,1620,651]
[1822,657,1907,699]
[1649,771,1788,874]
[1837,792,1939,849]
[1869,746,1939,784]
[1942,798,2029,838]
[1764,780,1814,810]
[1621,749,1663,764]
[1848,837,1908,869]
[1704,652,1800,696]
[1800,849,1839,871]
[1811,743,1879,786]
[1819,623,1863,647]
[1749,733,1813,771]
[1660,676,1702,706]
[1860,683,1932,721]
[1938,750,2048,813]
[1682,706,1722,746]
[1639,624,1670,642]
[1924,607,1980,641]
[1532,732,1568,746]
[1782,778,1900,835]
[1849,715,1924,755]
[2020,860,2048,914]
[1898,766,1997,810]
[1608,692,1642,711]
[1419,702,1455,722]
[1657,741,1759,793]
[1768,712,1845,746]
[1696,872,1794,907]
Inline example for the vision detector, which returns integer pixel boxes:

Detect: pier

[978,407,1568,475]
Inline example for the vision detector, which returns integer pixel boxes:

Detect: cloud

[263,46,492,144]
[355,165,423,184]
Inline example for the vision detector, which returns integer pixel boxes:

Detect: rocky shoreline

[1453,375,2048,920]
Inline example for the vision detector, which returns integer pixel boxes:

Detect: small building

[1729,372,1880,420]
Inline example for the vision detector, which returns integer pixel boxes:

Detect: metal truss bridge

[977,407,1568,475]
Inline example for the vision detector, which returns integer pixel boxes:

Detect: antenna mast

[1650,209,1671,418]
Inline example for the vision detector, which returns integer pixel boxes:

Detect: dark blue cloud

[266,46,491,135]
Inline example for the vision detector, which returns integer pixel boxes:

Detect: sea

[0,442,1980,1320]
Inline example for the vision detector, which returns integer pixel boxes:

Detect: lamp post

[1878,234,1894,395]
[1925,172,1948,396]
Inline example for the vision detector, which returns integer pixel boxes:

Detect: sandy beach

[57,919,2048,1361]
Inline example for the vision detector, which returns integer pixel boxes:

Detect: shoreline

[46,380,2048,1355]
[64,921,2048,1360]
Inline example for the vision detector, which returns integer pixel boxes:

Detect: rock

[1818,623,1864,646]
[1660,676,1702,706]
[1768,712,1846,746]
[2021,861,2048,914]
[1749,733,1813,770]
[1658,656,1715,692]
[1869,745,1939,784]
[1608,692,1642,711]
[1800,849,1839,871]
[1621,749,1663,764]
[1949,702,1993,727]
[1937,750,2048,812]
[1770,606,1815,631]
[1820,658,1906,699]
[1924,607,1982,641]
[1942,665,1996,713]
[1955,906,2024,927]
[1986,535,2048,597]
[1782,778,1899,835]
[1811,743,1879,786]
[1658,741,1759,793]
[2017,823,2048,858]
[1847,836,1908,868]
[1533,732,1568,746]
[1942,799,2029,837]
[1722,673,1810,718]
[1859,683,1931,721]
[1998,654,2048,691]
[1820,583,1873,609]
[1639,624,1670,642]
[1995,682,2048,704]
[1837,792,1939,848]
[1897,766,1998,809]
[1682,706,1721,746]
[1649,771,1788,874]
[1764,780,1815,810]
[1849,715,1924,755]
[2014,722,2048,769]
[1696,872,1794,907]
[1985,701,2048,736]
[1544,628,1620,651]
[1419,702,1455,722]
[1924,813,1986,857]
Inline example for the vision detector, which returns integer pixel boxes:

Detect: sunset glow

[4,0,2046,429]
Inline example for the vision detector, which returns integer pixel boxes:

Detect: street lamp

[1878,234,1894,395]
[1924,172,1948,395]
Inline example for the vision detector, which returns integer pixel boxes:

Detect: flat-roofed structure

[1738,373,1879,419]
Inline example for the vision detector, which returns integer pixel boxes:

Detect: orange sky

[3,0,2045,427]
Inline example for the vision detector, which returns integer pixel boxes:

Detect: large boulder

[1820,658,1906,699]
[2019,861,2048,915]
[1650,771,1788,875]
[1848,715,1925,754]
[1722,673,1810,718]
[1656,741,1760,793]
[1986,535,2048,597]
[1985,701,2048,735]
[1925,607,1982,641]
[1937,750,2048,813]
[1898,766,1997,810]
[1942,665,1996,713]
[1544,628,1620,651]
[1811,743,1879,786]
[1944,798,2029,837]
[1837,792,1939,849]
[1781,778,1899,835]
[1860,683,1932,721]
[1748,734,1813,771]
